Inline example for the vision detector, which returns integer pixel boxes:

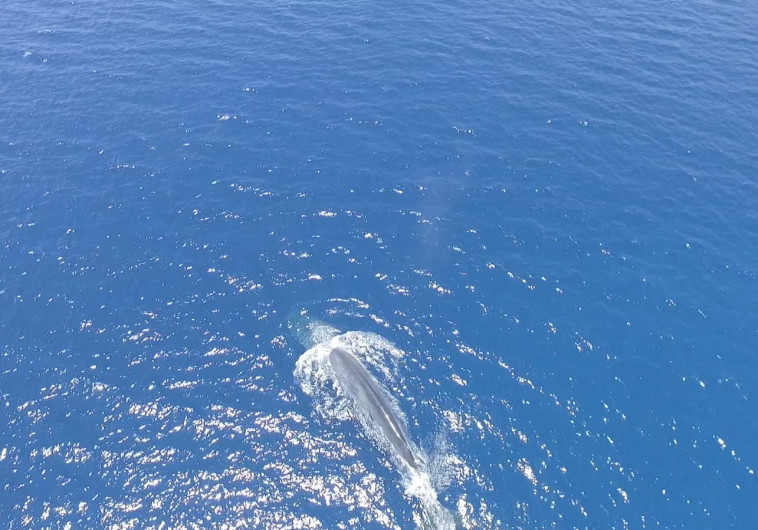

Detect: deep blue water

[2,0,758,527]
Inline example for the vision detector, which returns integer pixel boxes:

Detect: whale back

[329,347,420,470]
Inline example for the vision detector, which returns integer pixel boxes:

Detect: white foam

[406,469,457,530]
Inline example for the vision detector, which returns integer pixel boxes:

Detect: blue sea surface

[2,0,758,527]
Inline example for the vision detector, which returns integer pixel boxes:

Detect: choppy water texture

[2,0,758,528]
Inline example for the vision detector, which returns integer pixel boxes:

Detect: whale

[291,314,458,528]
[329,346,421,471]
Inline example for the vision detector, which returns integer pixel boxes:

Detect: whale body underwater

[329,347,421,471]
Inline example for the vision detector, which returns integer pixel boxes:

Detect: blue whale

[329,347,421,471]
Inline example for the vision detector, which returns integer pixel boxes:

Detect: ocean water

[2,0,757,528]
